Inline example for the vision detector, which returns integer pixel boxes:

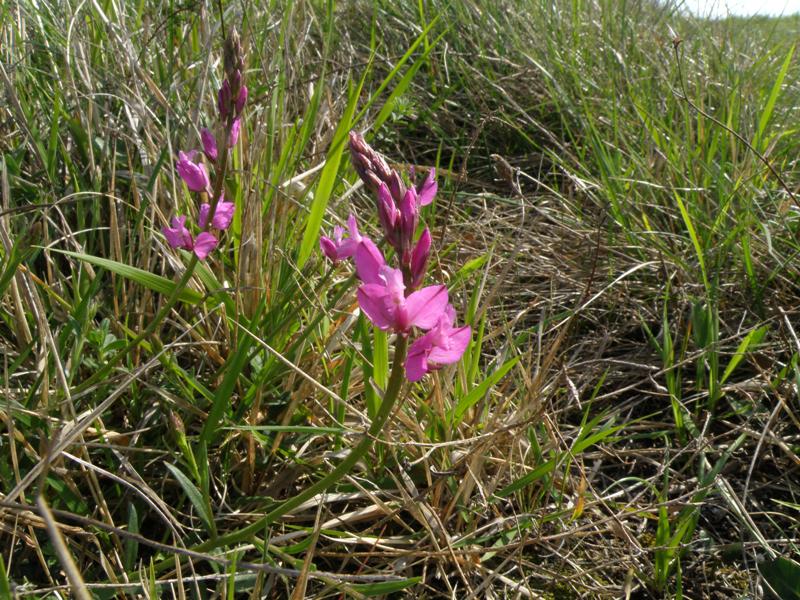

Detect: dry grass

[1,0,799,598]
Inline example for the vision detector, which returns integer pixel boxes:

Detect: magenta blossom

[176,151,210,192]
[320,214,363,263]
[162,216,218,260]
[201,128,218,162]
[357,266,448,333]
[198,195,235,230]
[416,168,437,206]
[405,305,471,382]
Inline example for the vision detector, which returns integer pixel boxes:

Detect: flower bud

[224,28,243,80]
[201,128,218,162]
[399,188,419,251]
[175,151,210,192]
[228,117,241,147]
[235,85,248,115]
[417,168,437,206]
[218,80,232,120]
[377,183,400,246]
[410,227,431,289]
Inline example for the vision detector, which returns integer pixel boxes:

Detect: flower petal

[357,285,393,330]
[201,128,218,162]
[405,285,448,330]
[405,347,429,382]
[429,325,471,364]
[354,238,386,284]
[320,236,338,262]
[163,216,190,249]
[212,199,235,230]
[193,232,218,260]
[417,168,437,206]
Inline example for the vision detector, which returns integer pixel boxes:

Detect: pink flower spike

[417,168,437,206]
[229,117,241,147]
[163,216,192,250]
[354,238,386,284]
[405,305,471,381]
[192,232,218,260]
[176,151,210,192]
[201,128,218,162]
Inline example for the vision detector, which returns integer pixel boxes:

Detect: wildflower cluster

[321,132,471,382]
[163,31,247,260]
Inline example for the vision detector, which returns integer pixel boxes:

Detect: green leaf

[755,44,794,153]
[224,425,344,435]
[0,554,12,599]
[51,249,203,304]
[165,463,216,537]
[759,556,800,600]
[297,74,366,269]
[721,325,768,384]
[200,332,253,444]
[452,356,519,425]
[347,577,422,597]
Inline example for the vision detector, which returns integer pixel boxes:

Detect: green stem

[75,116,235,395]
[156,335,409,572]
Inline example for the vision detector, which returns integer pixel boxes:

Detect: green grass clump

[1,0,799,597]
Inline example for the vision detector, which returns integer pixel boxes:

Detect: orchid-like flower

[198,195,235,230]
[176,151,210,192]
[162,216,218,260]
[320,214,363,263]
[405,305,471,381]
[201,128,218,162]
[357,266,448,333]
[416,168,437,207]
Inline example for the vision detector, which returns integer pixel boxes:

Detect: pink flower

[405,305,471,381]
[320,214,363,263]
[357,266,448,333]
[176,151,210,192]
[198,195,235,230]
[201,128,218,162]
[416,168,437,206]
[162,216,219,260]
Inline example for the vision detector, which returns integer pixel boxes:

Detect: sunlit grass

[1,0,799,597]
